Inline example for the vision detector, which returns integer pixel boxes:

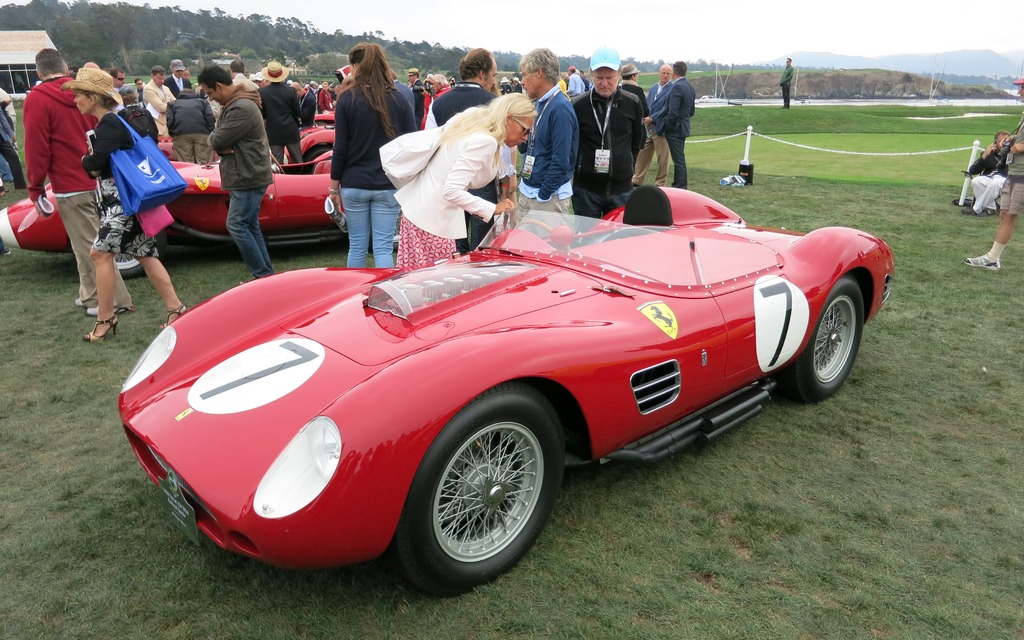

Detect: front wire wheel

[433,422,543,562]
[393,383,564,595]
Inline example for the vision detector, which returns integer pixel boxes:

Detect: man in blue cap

[570,46,644,218]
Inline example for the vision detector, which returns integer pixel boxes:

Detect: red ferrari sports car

[119,186,894,595]
[0,158,341,277]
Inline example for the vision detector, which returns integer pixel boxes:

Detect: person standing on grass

[651,60,695,190]
[64,68,186,342]
[197,65,275,280]
[24,47,134,317]
[965,78,1024,271]
[330,43,417,268]
[516,48,578,216]
[780,58,794,109]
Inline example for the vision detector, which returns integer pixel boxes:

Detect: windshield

[479,210,704,287]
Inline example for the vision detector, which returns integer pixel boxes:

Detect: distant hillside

[768,50,1023,83]
[688,70,1011,101]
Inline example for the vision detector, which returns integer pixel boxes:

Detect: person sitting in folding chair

[964,130,1011,216]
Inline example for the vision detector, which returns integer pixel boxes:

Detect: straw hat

[62,67,123,105]
[261,61,289,83]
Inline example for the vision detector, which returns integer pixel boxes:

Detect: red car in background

[0,158,341,277]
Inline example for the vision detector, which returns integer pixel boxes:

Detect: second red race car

[0,158,341,277]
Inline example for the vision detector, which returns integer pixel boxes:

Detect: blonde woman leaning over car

[394,93,535,270]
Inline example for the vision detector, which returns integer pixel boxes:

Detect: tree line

[0,0,763,79]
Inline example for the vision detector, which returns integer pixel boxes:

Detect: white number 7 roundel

[187,338,326,414]
[753,276,810,373]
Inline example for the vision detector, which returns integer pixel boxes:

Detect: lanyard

[589,92,613,150]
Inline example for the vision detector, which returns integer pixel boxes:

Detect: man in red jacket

[24,48,133,315]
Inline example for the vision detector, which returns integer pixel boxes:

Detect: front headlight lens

[254,416,342,519]
[122,326,177,392]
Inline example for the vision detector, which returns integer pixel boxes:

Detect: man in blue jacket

[650,60,695,190]
[517,47,579,216]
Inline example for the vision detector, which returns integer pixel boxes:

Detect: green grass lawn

[1,104,1022,639]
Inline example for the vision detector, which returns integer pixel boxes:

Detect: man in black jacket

[296,83,317,130]
[167,88,215,163]
[258,61,301,164]
[571,47,644,218]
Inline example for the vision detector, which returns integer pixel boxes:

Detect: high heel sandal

[163,303,187,328]
[83,316,118,343]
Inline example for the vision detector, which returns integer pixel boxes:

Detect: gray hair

[520,48,560,85]
[35,48,68,77]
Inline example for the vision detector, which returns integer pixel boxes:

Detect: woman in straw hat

[63,67,186,342]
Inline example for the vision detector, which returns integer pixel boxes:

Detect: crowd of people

[6,41,1021,343]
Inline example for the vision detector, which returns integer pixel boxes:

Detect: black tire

[115,231,167,279]
[392,383,564,595]
[777,275,864,403]
[302,144,332,163]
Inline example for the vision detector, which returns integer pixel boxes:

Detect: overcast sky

[24,0,1024,66]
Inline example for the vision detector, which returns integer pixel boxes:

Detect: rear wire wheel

[777,275,864,403]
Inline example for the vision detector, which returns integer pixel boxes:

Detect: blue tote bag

[109,118,187,216]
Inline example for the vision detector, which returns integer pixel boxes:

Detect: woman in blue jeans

[328,42,417,268]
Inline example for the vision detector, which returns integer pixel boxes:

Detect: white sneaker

[963,255,1001,271]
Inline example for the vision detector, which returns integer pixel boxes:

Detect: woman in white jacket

[395,93,535,270]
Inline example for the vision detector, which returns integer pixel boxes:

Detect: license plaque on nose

[158,469,200,545]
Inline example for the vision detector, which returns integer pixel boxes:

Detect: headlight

[122,326,177,392]
[254,416,342,519]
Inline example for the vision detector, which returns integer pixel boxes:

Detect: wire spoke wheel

[777,275,863,403]
[433,422,542,562]
[393,383,563,595]
[813,295,856,384]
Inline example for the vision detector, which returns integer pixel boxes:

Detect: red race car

[119,186,894,595]
[296,114,336,163]
[0,159,341,277]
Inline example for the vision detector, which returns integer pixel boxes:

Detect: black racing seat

[623,185,673,226]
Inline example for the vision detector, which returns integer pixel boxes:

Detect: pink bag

[136,204,174,237]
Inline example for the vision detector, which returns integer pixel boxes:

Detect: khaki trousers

[171,133,215,164]
[56,192,133,308]
[631,133,670,187]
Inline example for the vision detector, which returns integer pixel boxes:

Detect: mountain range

[770,50,1024,80]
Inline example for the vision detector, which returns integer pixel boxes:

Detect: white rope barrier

[690,129,974,156]
[689,124,982,192]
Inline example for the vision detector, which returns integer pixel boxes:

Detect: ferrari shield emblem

[195,177,210,191]
[638,301,678,339]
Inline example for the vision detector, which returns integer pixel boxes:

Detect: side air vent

[630,360,680,414]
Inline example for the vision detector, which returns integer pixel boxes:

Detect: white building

[0,31,57,96]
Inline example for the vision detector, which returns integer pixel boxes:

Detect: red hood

[30,76,93,117]
[23,76,98,201]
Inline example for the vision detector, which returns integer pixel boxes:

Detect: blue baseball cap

[590,46,620,71]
